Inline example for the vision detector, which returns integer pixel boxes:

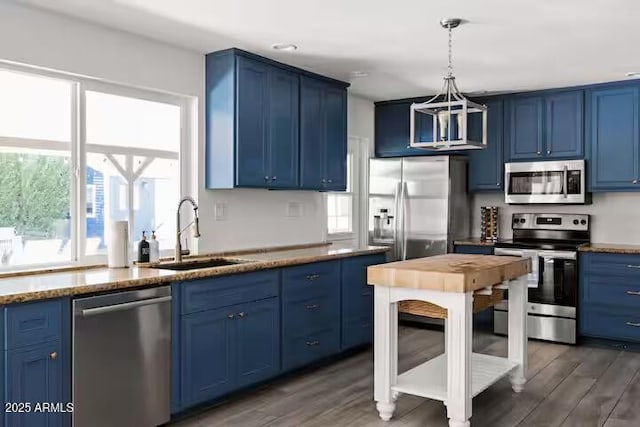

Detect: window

[327,153,354,235]
[0,66,186,269]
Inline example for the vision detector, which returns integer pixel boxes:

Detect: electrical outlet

[214,202,227,221]
[286,202,302,218]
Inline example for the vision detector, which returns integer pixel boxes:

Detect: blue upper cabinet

[546,91,584,158]
[588,85,640,191]
[300,77,348,191]
[374,101,438,158]
[206,49,348,190]
[507,90,583,161]
[468,99,505,191]
[508,95,544,160]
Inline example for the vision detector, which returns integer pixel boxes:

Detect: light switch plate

[286,202,302,218]
[214,202,227,221]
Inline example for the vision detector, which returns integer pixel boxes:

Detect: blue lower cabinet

[235,298,280,388]
[341,254,386,349]
[5,341,66,427]
[180,307,236,407]
[179,297,280,408]
[580,307,640,342]
[453,245,494,255]
[282,328,340,371]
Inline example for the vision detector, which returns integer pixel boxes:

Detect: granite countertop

[367,254,530,293]
[0,243,388,304]
[453,238,497,247]
[578,243,640,255]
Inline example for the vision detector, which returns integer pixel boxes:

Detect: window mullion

[126,155,135,249]
[72,82,83,263]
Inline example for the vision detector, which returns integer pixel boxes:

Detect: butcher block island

[368,254,531,427]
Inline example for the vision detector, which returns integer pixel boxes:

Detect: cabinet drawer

[282,261,340,301]
[582,253,640,278]
[580,306,640,342]
[582,274,640,309]
[341,316,373,350]
[5,300,63,350]
[180,270,279,315]
[282,293,340,338]
[282,327,340,371]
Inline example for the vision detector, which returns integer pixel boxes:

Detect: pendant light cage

[410,19,488,151]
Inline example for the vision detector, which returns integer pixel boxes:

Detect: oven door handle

[538,250,577,260]
[494,248,524,257]
[563,164,569,199]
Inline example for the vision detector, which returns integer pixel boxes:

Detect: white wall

[0,2,333,253]
[472,192,640,244]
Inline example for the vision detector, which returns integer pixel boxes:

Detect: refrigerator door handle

[401,181,408,260]
[393,182,401,260]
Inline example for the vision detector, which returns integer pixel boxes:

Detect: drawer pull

[306,340,320,346]
[238,312,247,318]
[627,291,640,296]
[626,264,640,269]
[50,352,58,360]
[227,314,235,319]
[306,274,320,281]
[626,322,640,328]
[305,304,320,310]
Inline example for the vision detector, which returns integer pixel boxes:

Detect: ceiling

[16,0,640,101]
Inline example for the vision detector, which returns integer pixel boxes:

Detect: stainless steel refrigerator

[368,156,469,261]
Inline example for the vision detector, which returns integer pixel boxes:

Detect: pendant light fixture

[409,18,487,150]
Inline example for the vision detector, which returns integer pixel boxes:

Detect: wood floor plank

[562,351,640,427]
[604,369,640,426]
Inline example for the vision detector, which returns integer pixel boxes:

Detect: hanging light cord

[447,24,454,78]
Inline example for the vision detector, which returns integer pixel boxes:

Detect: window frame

[0,62,191,271]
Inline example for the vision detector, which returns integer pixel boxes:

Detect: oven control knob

[573,219,579,225]
[520,218,526,224]
[580,219,587,225]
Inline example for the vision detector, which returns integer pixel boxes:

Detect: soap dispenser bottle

[138,231,150,263]
[149,230,160,263]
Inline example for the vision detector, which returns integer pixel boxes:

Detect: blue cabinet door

[324,86,347,191]
[235,298,280,388]
[588,86,640,190]
[508,96,544,160]
[300,77,325,189]
[5,341,65,427]
[236,56,270,187]
[268,69,299,188]
[181,307,235,407]
[545,90,584,158]
[468,100,505,191]
[374,102,428,158]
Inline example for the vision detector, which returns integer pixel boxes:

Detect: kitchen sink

[152,258,251,271]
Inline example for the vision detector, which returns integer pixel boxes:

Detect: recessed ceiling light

[271,43,297,52]
[351,71,370,78]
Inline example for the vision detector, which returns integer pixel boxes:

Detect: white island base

[370,261,529,427]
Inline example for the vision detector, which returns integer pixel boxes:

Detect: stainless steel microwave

[505,160,588,204]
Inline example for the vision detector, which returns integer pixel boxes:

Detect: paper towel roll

[108,220,130,268]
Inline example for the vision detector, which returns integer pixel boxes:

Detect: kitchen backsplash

[471,192,640,244]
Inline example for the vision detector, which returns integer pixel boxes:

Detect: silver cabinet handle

[305,304,320,310]
[306,274,320,280]
[50,351,58,360]
[272,176,277,181]
[321,179,326,183]
[82,296,172,317]
[306,340,320,346]
[327,179,332,183]
[547,150,551,155]
[627,265,640,269]
[227,314,235,319]
[633,179,638,184]
[627,291,640,296]
[536,151,541,155]
[264,176,270,181]
[238,312,247,318]
[626,322,640,327]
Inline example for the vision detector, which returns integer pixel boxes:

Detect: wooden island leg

[446,292,473,427]
[508,276,528,392]
[374,286,398,421]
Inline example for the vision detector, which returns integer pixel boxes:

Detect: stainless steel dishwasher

[73,286,171,427]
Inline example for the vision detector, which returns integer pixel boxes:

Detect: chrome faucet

[175,196,201,262]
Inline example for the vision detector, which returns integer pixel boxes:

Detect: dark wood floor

[172,326,640,427]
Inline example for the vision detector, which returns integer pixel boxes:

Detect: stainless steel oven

[505,159,587,204]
